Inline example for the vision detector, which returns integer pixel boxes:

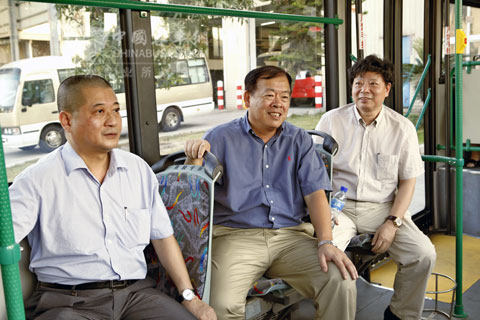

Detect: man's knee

[35,308,84,320]
[210,291,245,320]
[312,262,356,297]
[418,243,437,270]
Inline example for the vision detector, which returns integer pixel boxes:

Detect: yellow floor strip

[370,234,480,303]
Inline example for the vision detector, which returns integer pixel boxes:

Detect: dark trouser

[25,278,196,320]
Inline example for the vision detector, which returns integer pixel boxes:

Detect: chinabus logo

[132,29,147,46]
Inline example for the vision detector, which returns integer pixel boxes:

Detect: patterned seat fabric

[145,170,211,300]
[248,278,290,297]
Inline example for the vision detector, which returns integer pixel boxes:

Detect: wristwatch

[317,239,336,248]
[385,215,403,228]
[179,288,195,303]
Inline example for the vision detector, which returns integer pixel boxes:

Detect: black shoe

[384,306,401,320]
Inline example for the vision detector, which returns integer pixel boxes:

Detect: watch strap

[385,215,402,227]
[317,239,336,248]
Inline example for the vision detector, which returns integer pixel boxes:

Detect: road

[3,107,323,168]
[3,108,240,168]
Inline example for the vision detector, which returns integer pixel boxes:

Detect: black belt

[38,279,138,290]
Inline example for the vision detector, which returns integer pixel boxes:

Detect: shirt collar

[62,142,128,176]
[353,104,385,127]
[241,111,286,139]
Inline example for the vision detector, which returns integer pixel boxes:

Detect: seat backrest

[307,130,338,200]
[146,152,222,304]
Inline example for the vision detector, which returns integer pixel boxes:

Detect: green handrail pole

[448,61,480,157]
[453,0,467,317]
[22,0,343,25]
[405,54,431,118]
[436,143,480,152]
[415,88,431,131]
[422,155,457,165]
[0,131,25,320]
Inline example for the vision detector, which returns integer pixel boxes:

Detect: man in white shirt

[315,55,436,320]
[10,75,216,320]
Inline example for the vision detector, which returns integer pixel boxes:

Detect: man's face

[352,71,391,116]
[245,75,291,137]
[62,86,121,155]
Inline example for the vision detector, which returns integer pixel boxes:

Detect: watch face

[394,217,403,227]
[182,289,195,301]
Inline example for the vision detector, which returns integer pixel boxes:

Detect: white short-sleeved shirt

[315,103,424,203]
[10,142,173,285]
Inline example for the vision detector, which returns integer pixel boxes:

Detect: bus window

[0,68,20,113]
[173,60,191,85]
[21,79,55,106]
[188,59,209,84]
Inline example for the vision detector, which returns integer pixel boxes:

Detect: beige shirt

[315,103,424,203]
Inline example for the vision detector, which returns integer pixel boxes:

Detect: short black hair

[349,55,394,87]
[244,66,292,94]
[57,75,112,113]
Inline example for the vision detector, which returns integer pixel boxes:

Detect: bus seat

[148,151,223,304]
[346,233,390,282]
[0,239,36,320]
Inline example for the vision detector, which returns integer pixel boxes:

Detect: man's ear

[243,91,250,109]
[385,82,392,98]
[59,111,73,133]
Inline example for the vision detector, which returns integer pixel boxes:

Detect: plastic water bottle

[330,186,348,228]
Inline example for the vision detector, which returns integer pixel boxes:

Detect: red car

[291,76,316,106]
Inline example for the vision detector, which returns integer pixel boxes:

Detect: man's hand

[185,139,211,166]
[317,244,358,280]
[371,221,397,253]
[182,297,217,320]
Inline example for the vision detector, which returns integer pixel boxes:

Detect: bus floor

[288,233,480,319]
[289,277,480,319]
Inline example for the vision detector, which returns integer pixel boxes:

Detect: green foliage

[287,112,323,130]
[73,29,125,92]
[266,0,324,80]
[55,1,254,89]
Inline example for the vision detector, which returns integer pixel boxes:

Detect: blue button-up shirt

[204,113,330,229]
[10,142,173,285]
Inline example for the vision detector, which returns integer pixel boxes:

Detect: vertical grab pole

[453,0,467,318]
[0,131,25,320]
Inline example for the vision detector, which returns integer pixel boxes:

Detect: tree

[56,1,253,89]
[262,0,325,80]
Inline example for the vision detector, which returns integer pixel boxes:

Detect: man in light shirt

[9,75,216,320]
[315,55,436,320]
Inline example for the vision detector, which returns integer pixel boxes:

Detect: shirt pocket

[121,208,151,249]
[375,154,399,181]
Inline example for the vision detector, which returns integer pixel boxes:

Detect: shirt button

[266,185,270,188]
[265,165,269,168]
[270,200,274,204]
[264,145,268,149]
[271,217,275,221]
[108,240,112,244]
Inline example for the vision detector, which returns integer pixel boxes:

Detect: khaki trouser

[333,200,437,320]
[210,223,357,320]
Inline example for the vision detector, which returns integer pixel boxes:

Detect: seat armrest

[307,130,338,156]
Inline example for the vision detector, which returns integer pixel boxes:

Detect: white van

[0,56,214,152]
[0,56,76,152]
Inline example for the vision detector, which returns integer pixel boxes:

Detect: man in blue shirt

[10,75,216,320]
[185,66,358,320]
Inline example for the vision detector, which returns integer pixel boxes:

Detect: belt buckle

[111,280,127,289]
